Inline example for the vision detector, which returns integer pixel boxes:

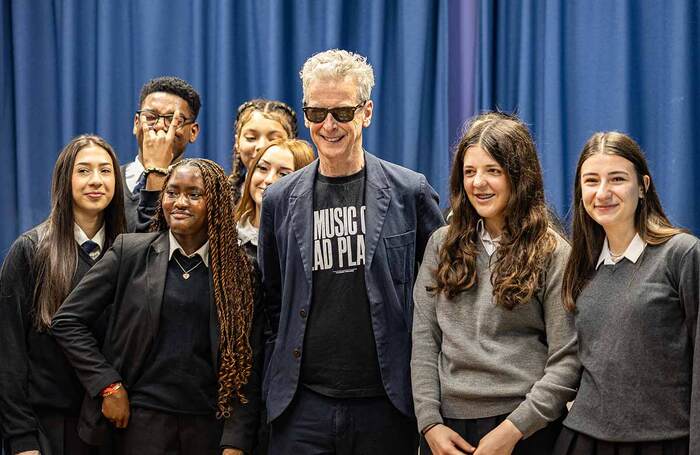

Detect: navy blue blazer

[258,152,445,421]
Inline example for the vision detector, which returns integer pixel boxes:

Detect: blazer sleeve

[132,189,161,233]
[410,230,445,433]
[257,191,282,339]
[507,237,581,437]
[0,235,41,452]
[415,175,445,264]
[220,283,265,453]
[51,236,124,397]
[679,238,700,453]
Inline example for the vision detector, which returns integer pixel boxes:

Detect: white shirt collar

[237,216,258,247]
[124,156,145,193]
[596,233,646,269]
[477,219,501,257]
[74,223,106,260]
[168,230,209,267]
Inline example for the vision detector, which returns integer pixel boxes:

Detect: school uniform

[0,223,107,455]
[553,233,700,455]
[121,158,161,233]
[51,230,263,454]
[412,223,580,454]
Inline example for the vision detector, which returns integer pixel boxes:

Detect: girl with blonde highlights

[412,112,580,455]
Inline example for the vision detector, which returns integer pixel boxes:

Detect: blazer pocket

[383,231,416,330]
[383,230,416,284]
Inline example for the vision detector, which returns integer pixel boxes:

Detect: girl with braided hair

[52,159,262,455]
[229,99,298,204]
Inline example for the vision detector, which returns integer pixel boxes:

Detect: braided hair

[230,99,298,203]
[151,158,255,417]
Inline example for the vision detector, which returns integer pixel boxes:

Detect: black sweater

[0,228,99,453]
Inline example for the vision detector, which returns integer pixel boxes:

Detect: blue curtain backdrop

[474,0,700,234]
[0,0,451,256]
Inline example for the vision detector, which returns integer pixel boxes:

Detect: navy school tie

[132,172,147,195]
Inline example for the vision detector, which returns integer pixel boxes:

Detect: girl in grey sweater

[412,112,580,455]
[554,132,699,455]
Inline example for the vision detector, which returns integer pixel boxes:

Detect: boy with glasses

[122,76,201,232]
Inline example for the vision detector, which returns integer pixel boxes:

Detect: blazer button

[299,309,307,318]
[292,348,301,359]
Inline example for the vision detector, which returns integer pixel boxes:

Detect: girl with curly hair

[52,159,261,455]
[411,112,580,455]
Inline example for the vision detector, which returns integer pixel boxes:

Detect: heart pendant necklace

[173,256,203,280]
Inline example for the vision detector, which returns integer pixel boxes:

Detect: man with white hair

[258,49,444,452]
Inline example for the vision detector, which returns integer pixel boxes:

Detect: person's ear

[641,174,650,196]
[188,122,201,143]
[362,100,373,127]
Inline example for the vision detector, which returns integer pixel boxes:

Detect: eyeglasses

[302,101,366,123]
[137,110,195,130]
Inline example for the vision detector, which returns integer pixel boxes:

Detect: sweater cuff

[9,432,40,453]
[506,401,547,439]
[416,409,444,435]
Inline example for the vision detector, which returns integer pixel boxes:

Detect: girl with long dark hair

[553,132,699,454]
[52,159,262,455]
[0,134,126,455]
[412,112,580,455]
[229,99,298,204]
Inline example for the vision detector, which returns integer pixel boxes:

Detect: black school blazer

[51,231,262,452]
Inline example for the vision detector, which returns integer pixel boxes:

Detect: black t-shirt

[301,168,384,398]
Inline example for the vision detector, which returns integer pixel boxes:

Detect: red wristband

[101,382,122,397]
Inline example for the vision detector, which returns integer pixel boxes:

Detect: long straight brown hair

[33,135,126,330]
[562,132,684,311]
[431,111,556,309]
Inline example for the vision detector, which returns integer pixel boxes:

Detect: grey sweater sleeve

[411,228,445,432]
[507,236,580,438]
[680,239,700,453]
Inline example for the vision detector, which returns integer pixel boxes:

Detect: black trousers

[269,387,418,455]
[114,407,222,455]
[37,410,97,455]
[420,413,565,455]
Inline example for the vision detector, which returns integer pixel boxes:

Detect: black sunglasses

[302,101,366,123]
[136,110,195,130]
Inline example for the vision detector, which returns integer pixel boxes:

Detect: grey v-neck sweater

[564,232,700,447]
[411,226,580,438]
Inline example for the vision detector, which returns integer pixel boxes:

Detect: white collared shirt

[596,233,647,269]
[168,230,210,267]
[237,216,259,247]
[477,219,501,257]
[74,223,106,260]
[124,156,145,193]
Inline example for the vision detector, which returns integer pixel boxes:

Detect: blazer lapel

[146,232,169,341]
[290,161,318,284]
[363,153,391,269]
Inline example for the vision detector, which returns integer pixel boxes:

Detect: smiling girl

[52,159,261,455]
[0,135,126,455]
[229,99,298,204]
[412,112,580,455]
[236,138,315,254]
[553,132,699,454]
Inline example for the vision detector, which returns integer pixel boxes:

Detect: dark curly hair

[139,76,202,119]
[151,158,255,417]
[229,99,298,203]
[430,111,556,309]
